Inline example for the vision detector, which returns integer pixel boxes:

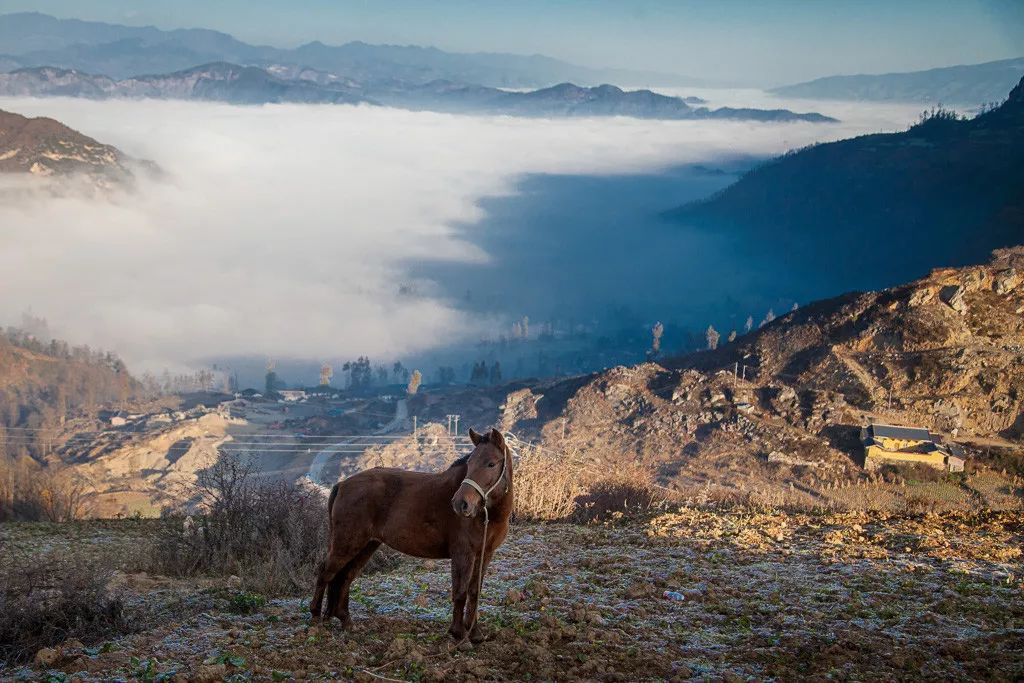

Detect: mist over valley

[0,91,928,386]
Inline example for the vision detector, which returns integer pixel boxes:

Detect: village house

[860,423,966,472]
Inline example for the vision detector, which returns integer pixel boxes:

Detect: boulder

[994,268,1020,295]
[939,285,967,314]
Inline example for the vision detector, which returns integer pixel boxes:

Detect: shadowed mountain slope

[668,76,1024,293]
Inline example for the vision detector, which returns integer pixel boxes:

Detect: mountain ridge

[772,57,1024,105]
[0,11,702,88]
[0,63,835,122]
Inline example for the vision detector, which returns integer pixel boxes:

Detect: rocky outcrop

[994,268,1020,295]
[0,107,142,185]
[939,285,967,313]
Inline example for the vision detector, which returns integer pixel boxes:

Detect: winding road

[305,398,408,489]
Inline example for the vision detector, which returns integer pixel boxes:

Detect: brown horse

[310,427,513,642]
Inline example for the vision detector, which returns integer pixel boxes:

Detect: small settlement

[860,423,966,472]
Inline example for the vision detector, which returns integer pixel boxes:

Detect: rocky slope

[681,247,1024,438]
[0,107,137,182]
[0,64,834,121]
[483,249,1024,504]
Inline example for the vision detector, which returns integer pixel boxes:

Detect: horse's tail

[326,481,340,526]
[311,481,342,618]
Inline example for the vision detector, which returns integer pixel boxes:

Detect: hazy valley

[2,5,1023,681]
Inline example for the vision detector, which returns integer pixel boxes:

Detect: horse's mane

[448,453,471,469]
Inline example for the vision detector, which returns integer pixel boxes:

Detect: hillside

[457,248,1024,508]
[667,76,1024,295]
[0,107,137,182]
[772,57,1024,105]
[0,329,139,462]
[680,246,1024,436]
[0,65,833,122]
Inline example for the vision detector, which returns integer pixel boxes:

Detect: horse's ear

[489,428,507,453]
[469,428,485,445]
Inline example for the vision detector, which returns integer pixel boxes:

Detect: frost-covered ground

[3,509,1023,681]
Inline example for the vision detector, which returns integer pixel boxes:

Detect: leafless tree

[705,325,720,350]
[407,369,422,395]
[650,321,664,356]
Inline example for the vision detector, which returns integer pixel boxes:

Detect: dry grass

[512,446,586,521]
[513,445,667,522]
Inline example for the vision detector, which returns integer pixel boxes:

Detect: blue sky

[1,0,1021,84]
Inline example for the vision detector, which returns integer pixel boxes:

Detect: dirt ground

[2,509,1023,682]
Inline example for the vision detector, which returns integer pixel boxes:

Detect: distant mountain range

[0,64,836,122]
[669,75,1024,293]
[0,107,138,183]
[772,57,1024,106]
[0,11,701,88]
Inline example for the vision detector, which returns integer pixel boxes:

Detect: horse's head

[451,427,510,518]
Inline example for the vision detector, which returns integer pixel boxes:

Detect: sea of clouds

[0,93,921,372]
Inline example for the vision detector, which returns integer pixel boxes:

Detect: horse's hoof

[468,625,487,644]
[448,626,466,642]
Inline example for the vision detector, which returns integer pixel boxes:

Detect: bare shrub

[878,462,946,484]
[0,547,126,665]
[571,461,666,523]
[0,456,89,523]
[572,478,663,523]
[148,454,398,595]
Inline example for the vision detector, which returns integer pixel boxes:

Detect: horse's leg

[325,570,344,623]
[466,549,495,643]
[448,550,476,641]
[311,552,351,622]
[310,533,365,622]
[332,540,381,629]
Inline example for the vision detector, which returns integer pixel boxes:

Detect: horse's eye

[488,462,496,468]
